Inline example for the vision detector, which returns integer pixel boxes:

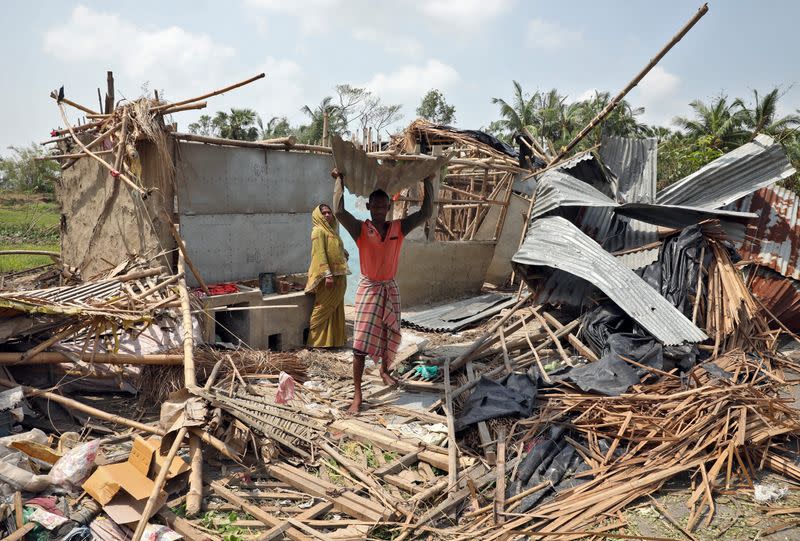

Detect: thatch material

[136,346,307,405]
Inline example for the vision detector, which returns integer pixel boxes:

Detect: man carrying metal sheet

[332,168,434,413]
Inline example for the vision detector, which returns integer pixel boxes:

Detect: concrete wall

[57,141,175,278]
[175,142,333,285]
[476,193,529,286]
[395,240,496,308]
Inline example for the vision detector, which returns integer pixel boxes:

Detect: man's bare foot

[380,370,397,387]
[347,394,362,414]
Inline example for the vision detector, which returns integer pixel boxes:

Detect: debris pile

[4,10,800,537]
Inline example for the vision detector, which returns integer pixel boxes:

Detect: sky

[1,0,799,154]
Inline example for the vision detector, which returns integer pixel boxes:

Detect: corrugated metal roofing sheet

[744,266,800,332]
[401,293,515,332]
[511,216,708,345]
[726,185,800,280]
[599,136,658,203]
[531,169,618,219]
[656,134,796,209]
[614,203,757,229]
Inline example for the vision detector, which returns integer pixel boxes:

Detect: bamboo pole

[49,90,98,116]
[131,427,188,541]
[0,377,164,434]
[549,3,709,164]
[159,101,208,115]
[0,250,60,260]
[177,244,203,516]
[0,352,183,365]
[57,103,148,197]
[154,73,265,111]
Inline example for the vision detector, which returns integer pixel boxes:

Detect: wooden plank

[384,473,423,494]
[13,492,23,529]
[267,462,387,522]
[444,359,459,490]
[374,450,420,477]
[259,502,333,541]
[212,481,311,541]
[494,428,507,525]
[330,419,454,471]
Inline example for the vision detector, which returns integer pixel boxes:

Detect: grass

[0,191,60,274]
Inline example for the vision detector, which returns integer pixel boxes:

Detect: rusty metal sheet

[331,135,449,197]
[745,266,800,332]
[727,185,800,280]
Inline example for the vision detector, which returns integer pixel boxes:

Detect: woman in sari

[305,204,349,347]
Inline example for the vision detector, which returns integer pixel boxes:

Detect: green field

[0,193,60,273]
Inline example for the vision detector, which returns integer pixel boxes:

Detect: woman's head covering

[312,204,337,235]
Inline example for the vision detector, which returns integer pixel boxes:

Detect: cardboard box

[83,436,189,525]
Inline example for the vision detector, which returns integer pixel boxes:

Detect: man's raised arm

[332,169,362,241]
[401,176,434,236]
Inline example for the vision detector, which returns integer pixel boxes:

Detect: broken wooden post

[105,71,115,114]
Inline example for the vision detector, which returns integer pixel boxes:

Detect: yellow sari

[305,206,349,347]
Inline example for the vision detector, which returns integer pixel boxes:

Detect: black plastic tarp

[455,369,537,431]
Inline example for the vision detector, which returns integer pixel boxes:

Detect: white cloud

[42,5,235,98]
[525,18,582,50]
[634,66,682,125]
[244,0,337,33]
[419,0,514,33]
[363,60,460,106]
[353,28,423,57]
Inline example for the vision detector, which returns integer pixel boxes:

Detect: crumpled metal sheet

[402,292,515,332]
[531,169,618,220]
[331,135,449,197]
[725,185,800,280]
[614,203,756,229]
[744,266,800,332]
[511,216,708,345]
[599,136,658,204]
[656,134,796,209]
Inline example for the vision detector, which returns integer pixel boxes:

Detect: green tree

[187,114,215,136]
[257,116,292,139]
[298,97,346,144]
[490,81,540,143]
[417,89,456,125]
[0,144,60,193]
[211,108,260,141]
[734,87,800,143]
[672,95,746,151]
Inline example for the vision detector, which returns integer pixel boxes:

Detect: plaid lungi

[353,277,401,363]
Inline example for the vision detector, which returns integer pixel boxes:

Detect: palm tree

[211,108,260,141]
[673,95,746,151]
[258,116,291,139]
[734,88,800,143]
[490,81,540,142]
[299,97,346,144]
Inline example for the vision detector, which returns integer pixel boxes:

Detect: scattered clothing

[276,372,296,405]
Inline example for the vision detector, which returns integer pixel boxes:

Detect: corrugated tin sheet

[599,136,658,203]
[726,185,800,280]
[511,216,708,345]
[331,135,448,197]
[614,203,757,229]
[401,293,515,332]
[531,169,618,219]
[656,134,796,209]
[744,266,800,332]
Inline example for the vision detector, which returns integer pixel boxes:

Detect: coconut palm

[673,95,746,151]
[212,108,260,141]
[490,81,540,141]
[734,88,800,143]
[299,97,347,143]
[258,116,292,139]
